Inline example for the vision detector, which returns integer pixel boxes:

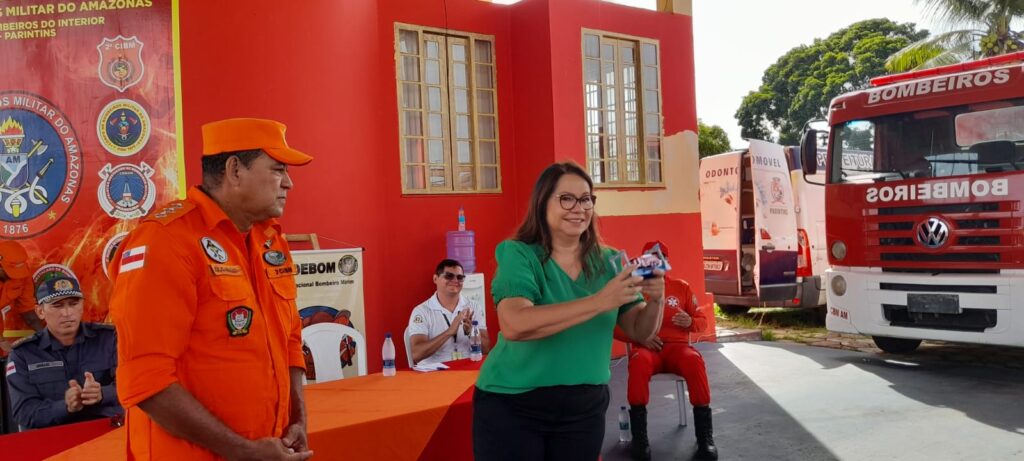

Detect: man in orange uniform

[110,118,314,460]
[1,240,43,347]
[1,240,40,433]
[621,241,718,461]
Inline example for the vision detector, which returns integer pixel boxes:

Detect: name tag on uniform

[266,265,296,279]
[210,264,243,276]
[27,361,65,371]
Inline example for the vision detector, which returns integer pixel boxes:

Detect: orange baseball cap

[201,118,313,166]
[0,240,30,279]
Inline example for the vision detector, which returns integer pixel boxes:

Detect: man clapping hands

[8,272,122,429]
[65,371,107,413]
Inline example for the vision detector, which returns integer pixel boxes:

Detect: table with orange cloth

[25,360,481,461]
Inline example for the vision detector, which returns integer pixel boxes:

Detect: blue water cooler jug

[446,230,476,274]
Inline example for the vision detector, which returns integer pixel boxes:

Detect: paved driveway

[602,341,1024,460]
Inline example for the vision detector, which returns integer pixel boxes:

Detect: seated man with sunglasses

[407,259,490,365]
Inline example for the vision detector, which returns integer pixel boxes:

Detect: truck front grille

[864,200,1019,271]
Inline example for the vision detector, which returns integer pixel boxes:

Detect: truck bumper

[825,267,1024,347]
[714,283,800,308]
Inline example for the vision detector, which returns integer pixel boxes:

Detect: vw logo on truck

[915,217,950,249]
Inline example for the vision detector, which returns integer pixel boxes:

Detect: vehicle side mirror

[801,129,818,176]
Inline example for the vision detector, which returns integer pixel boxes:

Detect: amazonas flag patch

[120,246,147,273]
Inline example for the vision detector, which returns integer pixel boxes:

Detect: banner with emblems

[0,1,181,322]
[292,248,366,380]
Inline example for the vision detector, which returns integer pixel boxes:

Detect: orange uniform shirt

[615,277,706,344]
[1,276,37,347]
[109,186,305,460]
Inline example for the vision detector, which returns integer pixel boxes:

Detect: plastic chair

[625,342,688,427]
[403,326,415,367]
[302,323,367,383]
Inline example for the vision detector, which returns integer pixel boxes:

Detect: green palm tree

[886,0,1024,71]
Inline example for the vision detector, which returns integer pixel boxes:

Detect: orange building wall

[176,0,707,371]
[544,0,713,341]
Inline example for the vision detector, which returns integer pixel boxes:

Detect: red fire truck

[801,52,1024,353]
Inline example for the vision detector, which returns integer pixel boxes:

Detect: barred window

[582,31,663,186]
[396,24,500,194]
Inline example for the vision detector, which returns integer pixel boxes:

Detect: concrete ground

[601,341,1024,460]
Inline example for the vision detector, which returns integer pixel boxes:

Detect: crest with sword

[0,116,53,218]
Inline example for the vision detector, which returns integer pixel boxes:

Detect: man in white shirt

[407,259,489,365]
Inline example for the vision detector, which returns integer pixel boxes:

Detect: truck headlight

[831,241,847,260]
[831,275,847,296]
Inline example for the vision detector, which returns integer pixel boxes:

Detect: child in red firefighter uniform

[615,241,718,460]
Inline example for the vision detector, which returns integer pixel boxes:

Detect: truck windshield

[829,98,1024,184]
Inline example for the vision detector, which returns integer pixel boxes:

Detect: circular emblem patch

[97,162,156,219]
[0,91,82,239]
[109,57,134,85]
[339,255,358,276]
[97,99,150,157]
[201,236,228,263]
[263,250,286,266]
[102,232,128,279]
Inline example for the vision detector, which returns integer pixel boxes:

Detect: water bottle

[458,206,466,231]
[382,332,396,377]
[470,320,483,361]
[618,406,632,443]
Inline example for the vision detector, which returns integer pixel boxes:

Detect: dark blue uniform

[5,322,122,429]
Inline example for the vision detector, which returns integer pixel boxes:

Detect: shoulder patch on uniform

[11,334,40,349]
[147,200,196,225]
[119,246,147,273]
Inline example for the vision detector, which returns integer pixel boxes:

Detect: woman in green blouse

[473,162,665,460]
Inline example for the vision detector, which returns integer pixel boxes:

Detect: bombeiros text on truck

[800,52,1024,353]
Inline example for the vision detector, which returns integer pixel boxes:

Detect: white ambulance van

[700,140,827,315]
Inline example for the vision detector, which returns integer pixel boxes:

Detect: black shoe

[629,405,652,461]
[693,406,718,460]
